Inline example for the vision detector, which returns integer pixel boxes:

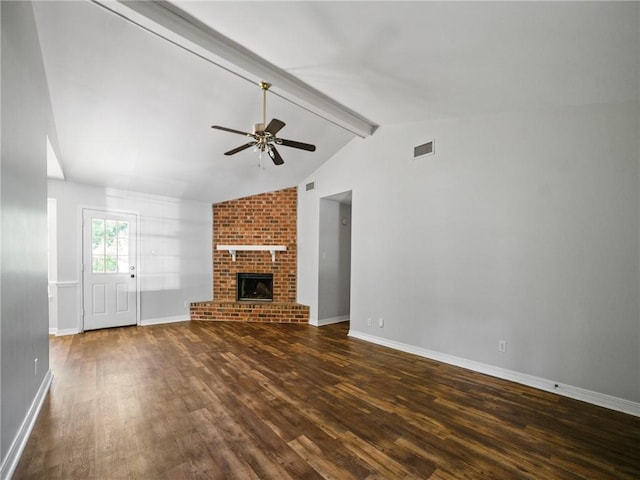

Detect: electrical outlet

[184,300,189,308]
[367,318,372,327]
[378,318,384,328]
[498,340,507,353]
[34,358,38,376]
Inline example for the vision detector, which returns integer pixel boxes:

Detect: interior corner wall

[298,101,640,404]
[1,0,50,466]
[47,180,213,330]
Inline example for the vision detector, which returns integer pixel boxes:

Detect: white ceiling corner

[46,136,65,180]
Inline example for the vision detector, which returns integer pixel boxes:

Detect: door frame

[79,207,141,332]
[317,190,352,326]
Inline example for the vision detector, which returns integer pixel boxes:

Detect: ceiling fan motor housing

[253,123,267,134]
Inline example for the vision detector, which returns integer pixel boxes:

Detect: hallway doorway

[318,191,352,326]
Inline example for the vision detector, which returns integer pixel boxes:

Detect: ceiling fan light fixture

[211,80,316,166]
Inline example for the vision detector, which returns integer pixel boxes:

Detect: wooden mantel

[216,245,287,262]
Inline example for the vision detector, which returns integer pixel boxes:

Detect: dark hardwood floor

[14,321,640,479]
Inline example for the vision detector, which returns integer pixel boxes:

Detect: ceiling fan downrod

[259,81,271,131]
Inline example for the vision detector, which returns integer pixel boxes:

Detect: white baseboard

[51,317,190,333]
[317,315,349,326]
[140,315,190,327]
[49,327,79,336]
[0,369,53,480]
[348,330,640,417]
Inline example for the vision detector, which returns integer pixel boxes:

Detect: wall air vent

[414,140,435,158]
[306,182,315,191]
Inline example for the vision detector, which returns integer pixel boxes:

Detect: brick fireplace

[190,186,309,323]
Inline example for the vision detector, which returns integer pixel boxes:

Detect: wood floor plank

[13,321,640,479]
[288,435,361,480]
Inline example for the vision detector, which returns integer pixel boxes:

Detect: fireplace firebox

[237,273,273,302]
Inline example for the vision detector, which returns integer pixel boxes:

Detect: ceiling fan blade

[225,142,256,156]
[211,125,254,137]
[265,118,286,135]
[267,145,285,166]
[277,138,316,152]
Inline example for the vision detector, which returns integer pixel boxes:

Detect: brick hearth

[190,301,309,323]
[190,186,309,323]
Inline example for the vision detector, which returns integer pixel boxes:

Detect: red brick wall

[213,187,297,302]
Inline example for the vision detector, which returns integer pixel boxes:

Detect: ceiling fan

[211,81,316,166]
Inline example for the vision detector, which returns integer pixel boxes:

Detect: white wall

[298,102,640,409]
[48,180,212,332]
[1,1,52,474]
[317,197,351,324]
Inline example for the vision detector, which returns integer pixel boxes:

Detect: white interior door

[83,209,138,330]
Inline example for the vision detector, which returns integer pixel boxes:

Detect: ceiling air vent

[414,140,434,158]
[306,181,315,191]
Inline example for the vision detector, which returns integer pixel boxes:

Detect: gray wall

[298,102,640,404]
[1,0,51,464]
[48,179,213,332]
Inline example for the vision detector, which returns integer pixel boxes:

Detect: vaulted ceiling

[33,1,639,203]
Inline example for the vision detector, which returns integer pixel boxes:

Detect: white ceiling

[33,1,639,203]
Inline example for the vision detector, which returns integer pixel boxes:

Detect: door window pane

[117,238,128,255]
[92,256,105,273]
[92,218,130,274]
[117,256,129,273]
[92,219,105,255]
[105,220,118,255]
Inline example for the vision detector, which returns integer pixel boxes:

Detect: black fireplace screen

[237,273,273,301]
